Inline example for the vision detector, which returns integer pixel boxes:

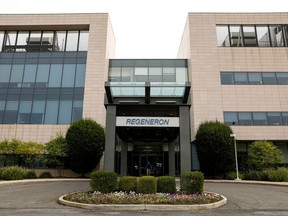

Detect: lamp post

[230,133,241,180]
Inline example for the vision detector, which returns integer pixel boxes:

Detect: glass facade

[224,112,288,126]
[216,24,288,47]
[221,72,288,85]
[0,51,87,124]
[0,30,89,52]
[108,59,188,98]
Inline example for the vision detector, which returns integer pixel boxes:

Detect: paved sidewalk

[1,178,287,187]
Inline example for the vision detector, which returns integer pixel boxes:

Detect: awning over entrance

[105,81,191,104]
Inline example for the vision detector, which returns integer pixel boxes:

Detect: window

[276,73,288,84]
[54,31,66,51]
[48,64,63,87]
[248,73,262,84]
[66,31,78,51]
[225,112,288,126]
[262,73,277,84]
[17,100,32,124]
[16,31,29,52]
[0,31,4,51]
[267,112,282,125]
[256,26,270,47]
[224,112,238,125]
[243,26,257,47]
[282,113,288,125]
[121,67,133,82]
[217,24,288,47]
[75,64,86,87]
[163,67,175,82]
[238,112,252,125]
[234,73,248,84]
[221,73,234,84]
[229,26,243,47]
[149,67,162,82]
[270,25,284,47]
[28,31,42,52]
[41,31,54,51]
[78,31,89,51]
[4,31,17,52]
[61,64,76,87]
[253,112,268,125]
[176,68,187,83]
[216,26,230,47]
[134,68,148,82]
[109,67,121,82]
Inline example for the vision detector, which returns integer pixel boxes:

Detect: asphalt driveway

[0,180,287,216]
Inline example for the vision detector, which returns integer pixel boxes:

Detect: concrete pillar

[179,106,191,172]
[120,140,128,176]
[168,141,175,176]
[104,105,116,171]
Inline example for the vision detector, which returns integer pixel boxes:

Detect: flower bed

[64,191,223,205]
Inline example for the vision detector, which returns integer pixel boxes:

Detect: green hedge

[90,170,118,193]
[119,176,138,192]
[157,176,176,194]
[137,176,157,194]
[243,170,268,181]
[25,170,37,179]
[225,171,244,180]
[180,171,204,194]
[0,166,27,180]
[267,168,288,182]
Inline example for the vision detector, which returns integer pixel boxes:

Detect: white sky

[0,0,286,58]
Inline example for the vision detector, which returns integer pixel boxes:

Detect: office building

[0,13,288,175]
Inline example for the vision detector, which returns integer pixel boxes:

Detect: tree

[17,141,44,168]
[66,118,105,176]
[247,140,283,171]
[45,133,68,175]
[195,121,235,177]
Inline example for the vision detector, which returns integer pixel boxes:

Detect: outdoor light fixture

[230,133,241,181]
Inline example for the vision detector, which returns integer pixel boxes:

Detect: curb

[0,178,89,186]
[58,193,227,211]
[205,179,288,187]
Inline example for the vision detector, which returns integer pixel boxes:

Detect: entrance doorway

[129,152,167,176]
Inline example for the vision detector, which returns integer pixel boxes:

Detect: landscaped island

[62,171,224,206]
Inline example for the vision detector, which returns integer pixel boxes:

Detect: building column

[120,140,128,176]
[104,105,116,171]
[168,141,175,176]
[179,106,191,172]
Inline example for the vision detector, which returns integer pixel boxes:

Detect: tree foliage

[45,133,68,168]
[66,118,105,176]
[195,121,234,177]
[247,140,283,171]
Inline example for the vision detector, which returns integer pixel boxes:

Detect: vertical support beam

[168,141,175,176]
[120,140,128,176]
[179,106,191,172]
[104,105,116,171]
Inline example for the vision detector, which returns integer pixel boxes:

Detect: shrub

[267,168,288,182]
[225,171,244,180]
[66,119,105,176]
[195,121,234,177]
[137,176,157,194]
[39,171,53,178]
[25,170,37,179]
[0,166,27,180]
[90,170,118,193]
[247,140,283,171]
[119,176,138,192]
[180,171,204,194]
[243,170,268,181]
[157,176,176,194]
